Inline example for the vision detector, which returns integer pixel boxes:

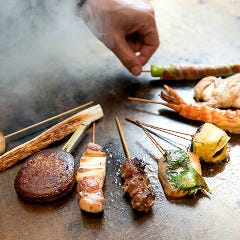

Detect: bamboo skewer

[126,118,192,141]
[115,116,131,159]
[4,101,93,139]
[131,120,165,155]
[128,97,164,105]
[0,104,103,171]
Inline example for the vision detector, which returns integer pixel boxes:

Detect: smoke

[0,0,114,131]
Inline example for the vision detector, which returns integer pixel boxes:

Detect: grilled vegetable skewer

[143,64,240,80]
[0,101,93,155]
[126,119,230,164]
[127,119,210,199]
[115,116,155,212]
[0,104,103,171]
[76,122,107,213]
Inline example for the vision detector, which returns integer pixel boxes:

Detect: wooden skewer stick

[4,101,93,139]
[128,97,166,105]
[115,116,131,159]
[134,120,165,155]
[126,118,192,141]
[141,70,151,73]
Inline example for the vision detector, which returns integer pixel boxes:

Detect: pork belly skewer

[142,63,240,80]
[115,116,155,213]
[126,118,210,199]
[76,122,107,213]
[125,119,230,164]
[0,101,93,155]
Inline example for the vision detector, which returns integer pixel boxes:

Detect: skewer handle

[115,116,131,159]
[5,101,93,139]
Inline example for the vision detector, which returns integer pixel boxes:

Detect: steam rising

[0,0,115,131]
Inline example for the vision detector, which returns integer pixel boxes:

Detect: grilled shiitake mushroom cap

[14,149,76,202]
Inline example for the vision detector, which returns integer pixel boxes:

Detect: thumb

[111,36,142,76]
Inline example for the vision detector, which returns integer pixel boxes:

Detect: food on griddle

[148,64,240,80]
[14,120,93,202]
[127,120,230,164]
[0,102,93,156]
[158,150,209,198]
[115,116,155,212]
[0,104,103,171]
[76,142,107,213]
[194,73,240,108]
[120,157,155,212]
[14,149,76,202]
[127,119,210,199]
[0,132,5,155]
[128,85,240,134]
[192,123,230,163]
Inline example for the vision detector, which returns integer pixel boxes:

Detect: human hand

[81,0,160,76]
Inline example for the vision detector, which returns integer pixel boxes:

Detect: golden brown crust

[0,105,103,171]
[14,149,76,202]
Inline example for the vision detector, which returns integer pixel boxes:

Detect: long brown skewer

[134,120,165,155]
[128,97,164,105]
[126,118,192,141]
[115,116,131,159]
[4,101,93,139]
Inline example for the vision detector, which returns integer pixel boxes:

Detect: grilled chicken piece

[194,73,240,108]
[158,151,209,199]
[76,142,106,213]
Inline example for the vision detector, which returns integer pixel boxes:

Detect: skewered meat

[76,142,106,213]
[121,157,155,212]
[158,150,209,199]
[150,64,240,80]
[192,123,230,163]
[194,73,240,108]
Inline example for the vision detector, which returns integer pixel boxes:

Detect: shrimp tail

[159,85,185,112]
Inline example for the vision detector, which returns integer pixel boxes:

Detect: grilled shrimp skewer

[128,85,240,134]
[76,122,107,213]
[160,85,240,134]
[127,119,210,199]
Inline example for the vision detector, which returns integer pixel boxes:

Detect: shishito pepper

[192,123,230,163]
[150,64,240,80]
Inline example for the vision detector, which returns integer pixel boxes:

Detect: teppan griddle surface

[1,1,240,240]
